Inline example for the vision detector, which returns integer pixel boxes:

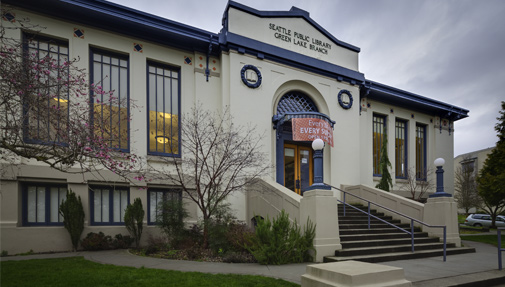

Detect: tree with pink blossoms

[0,7,144,183]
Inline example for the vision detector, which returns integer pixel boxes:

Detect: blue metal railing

[499,227,504,270]
[326,184,447,262]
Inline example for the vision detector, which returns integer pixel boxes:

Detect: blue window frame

[89,186,129,225]
[395,119,408,178]
[416,124,427,180]
[22,183,67,226]
[373,114,387,176]
[147,188,182,225]
[147,61,180,156]
[23,33,69,144]
[90,49,129,151]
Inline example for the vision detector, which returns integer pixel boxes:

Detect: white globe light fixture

[312,138,324,151]
[434,158,445,167]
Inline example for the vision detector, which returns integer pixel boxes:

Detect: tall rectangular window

[23,34,69,144]
[22,183,67,226]
[147,188,182,225]
[373,114,386,176]
[395,120,407,178]
[91,49,129,151]
[90,186,129,225]
[147,62,180,156]
[416,124,427,180]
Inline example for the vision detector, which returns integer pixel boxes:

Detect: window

[22,183,67,226]
[90,186,129,225]
[416,124,427,180]
[395,120,408,178]
[373,114,386,176]
[23,34,69,144]
[147,62,180,156]
[91,49,129,151]
[147,188,182,225]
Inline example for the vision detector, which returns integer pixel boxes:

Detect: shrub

[1,250,8,257]
[113,234,134,249]
[156,198,189,245]
[124,198,144,249]
[246,210,316,265]
[81,232,132,251]
[81,232,112,251]
[59,189,85,251]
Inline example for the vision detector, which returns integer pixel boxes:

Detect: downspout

[205,35,213,82]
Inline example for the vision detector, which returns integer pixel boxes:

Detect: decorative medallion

[133,43,143,53]
[338,89,353,109]
[240,65,262,88]
[73,28,84,39]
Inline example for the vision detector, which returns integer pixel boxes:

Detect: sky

[108,0,505,157]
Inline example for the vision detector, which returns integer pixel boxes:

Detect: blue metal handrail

[498,227,504,270]
[326,184,447,262]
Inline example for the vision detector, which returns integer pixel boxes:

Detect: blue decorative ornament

[338,89,353,109]
[240,65,262,88]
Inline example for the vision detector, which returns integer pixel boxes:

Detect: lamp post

[306,138,330,191]
[429,158,452,198]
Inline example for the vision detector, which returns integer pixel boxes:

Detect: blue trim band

[222,33,365,84]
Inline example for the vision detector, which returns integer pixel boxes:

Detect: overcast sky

[109,0,505,157]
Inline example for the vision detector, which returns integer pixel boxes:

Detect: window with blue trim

[416,124,427,180]
[147,188,182,225]
[90,186,129,225]
[23,33,69,144]
[373,114,386,176]
[22,183,67,226]
[395,119,408,178]
[91,49,129,151]
[147,62,180,156]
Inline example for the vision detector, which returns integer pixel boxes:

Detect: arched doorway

[273,92,334,195]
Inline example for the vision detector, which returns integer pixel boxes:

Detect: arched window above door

[276,92,318,115]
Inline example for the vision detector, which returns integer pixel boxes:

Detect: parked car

[464,214,505,227]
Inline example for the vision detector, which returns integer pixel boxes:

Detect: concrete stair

[324,205,475,263]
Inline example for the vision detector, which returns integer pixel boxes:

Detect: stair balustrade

[326,184,448,262]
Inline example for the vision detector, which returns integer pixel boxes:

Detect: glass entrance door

[284,144,313,195]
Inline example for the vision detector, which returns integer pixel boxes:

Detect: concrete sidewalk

[1,240,504,286]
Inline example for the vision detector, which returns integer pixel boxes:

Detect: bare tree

[148,105,270,248]
[398,166,435,202]
[0,7,144,183]
[454,158,481,215]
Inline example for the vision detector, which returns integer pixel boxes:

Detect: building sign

[269,23,332,55]
[292,118,334,147]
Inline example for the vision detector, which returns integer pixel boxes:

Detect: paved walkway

[2,240,504,286]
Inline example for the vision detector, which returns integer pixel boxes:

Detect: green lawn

[461,234,505,248]
[0,257,299,287]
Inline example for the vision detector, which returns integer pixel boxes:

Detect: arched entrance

[273,92,334,195]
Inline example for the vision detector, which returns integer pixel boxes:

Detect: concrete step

[340,231,430,241]
[334,242,457,257]
[339,223,412,230]
[338,218,400,224]
[324,247,476,263]
[341,236,439,248]
[339,227,421,235]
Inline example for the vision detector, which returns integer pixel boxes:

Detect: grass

[0,257,299,287]
[460,235,505,248]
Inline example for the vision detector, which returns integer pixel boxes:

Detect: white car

[464,214,505,227]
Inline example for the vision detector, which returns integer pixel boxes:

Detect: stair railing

[499,227,504,270]
[326,184,447,262]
